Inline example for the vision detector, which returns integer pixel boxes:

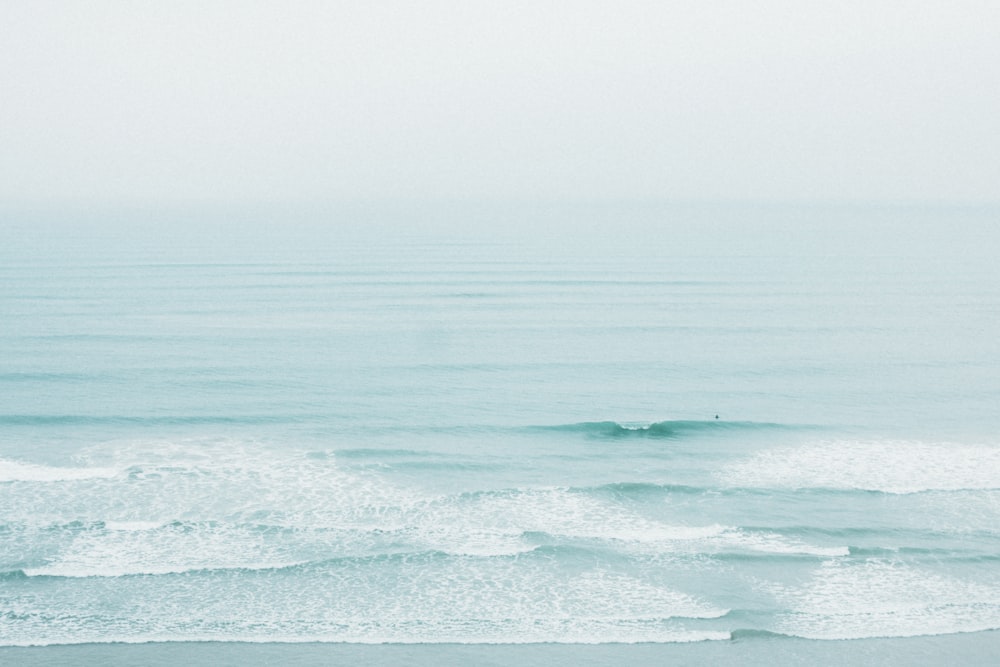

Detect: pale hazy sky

[2,1,999,205]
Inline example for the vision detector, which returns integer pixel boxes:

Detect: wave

[0,629,735,648]
[0,414,319,426]
[10,519,847,581]
[569,482,891,499]
[535,420,794,439]
[579,481,709,497]
[11,628,1000,648]
[721,440,1000,493]
[327,448,437,459]
[17,547,468,580]
[845,545,1000,560]
[3,559,734,645]
[0,371,95,382]
[20,559,316,579]
[569,482,905,501]
[21,541,674,580]
[766,559,1000,640]
[0,459,119,482]
[0,415,799,438]
[729,628,794,640]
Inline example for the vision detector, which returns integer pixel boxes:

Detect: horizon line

[3,196,999,212]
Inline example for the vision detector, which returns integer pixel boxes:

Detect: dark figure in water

[715,415,719,419]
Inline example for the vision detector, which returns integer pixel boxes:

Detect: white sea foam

[2,439,421,530]
[0,458,119,483]
[681,528,848,558]
[769,559,1000,639]
[409,486,848,558]
[721,439,1000,493]
[3,558,731,645]
[102,521,163,531]
[20,519,311,578]
[6,525,733,643]
[7,439,843,576]
[0,626,733,647]
[0,438,834,645]
[410,487,675,555]
[4,440,422,576]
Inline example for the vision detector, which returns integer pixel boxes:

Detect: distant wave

[0,371,95,382]
[0,414,317,426]
[534,420,793,439]
[0,415,796,435]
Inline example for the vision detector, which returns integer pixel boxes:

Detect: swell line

[0,414,320,426]
[532,420,797,439]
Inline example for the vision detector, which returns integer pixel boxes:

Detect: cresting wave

[6,529,848,580]
[3,436,999,646]
[2,497,851,581]
[0,416,793,436]
[534,419,794,439]
[0,459,119,483]
[2,541,736,645]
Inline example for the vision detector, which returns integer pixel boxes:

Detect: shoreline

[3,631,1000,666]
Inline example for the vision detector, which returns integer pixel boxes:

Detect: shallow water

[1,202,999,657]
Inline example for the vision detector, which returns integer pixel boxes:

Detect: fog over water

[3,3,1000,664]
[2,1,999,207]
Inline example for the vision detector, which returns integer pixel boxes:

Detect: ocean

[1,201,998,664]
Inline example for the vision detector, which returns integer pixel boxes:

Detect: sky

[1,1,999,206]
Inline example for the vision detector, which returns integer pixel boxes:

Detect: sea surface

[1,201,999,663]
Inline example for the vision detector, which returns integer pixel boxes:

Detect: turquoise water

[1,202,999,657]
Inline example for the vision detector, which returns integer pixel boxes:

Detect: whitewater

[1,202,998,663]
